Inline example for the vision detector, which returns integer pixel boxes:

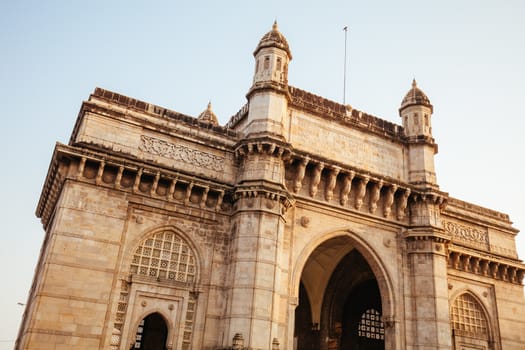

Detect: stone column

[405,193,451,349]
[223,141,293,349]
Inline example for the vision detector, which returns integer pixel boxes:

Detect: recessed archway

[132,312,168,350]
[293,232,393,350]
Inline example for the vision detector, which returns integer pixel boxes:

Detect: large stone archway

[291,232,395,350]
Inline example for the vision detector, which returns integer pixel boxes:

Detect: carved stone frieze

[139,135,225,172]
[443,220,489,250]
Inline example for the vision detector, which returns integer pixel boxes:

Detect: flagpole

[343,26,348,105]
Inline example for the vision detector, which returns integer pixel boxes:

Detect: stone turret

[400,79,434,139]
[252,21,291,88]
[242,22,292,140]
[399,79,438,188]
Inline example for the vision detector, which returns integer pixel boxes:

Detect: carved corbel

[95,160,105,186]
[268,143,276,155]
[310,163,324,197]
[509,267,517,283]
[490,262,500,279]
[397,188,410,220]
[200,187,209,208]
[215,190,224,212]
[150,172,160,197]
[340,171,355,206]
[450,252,461,270]
[114,166,123,190]
[133,168,143,193]
[369,180,383,214]
[355,176,369,210]
[77,157,86,178]
[500,265,509,281]
[294,158,309,193]
[383,184,397,218]
[517,269,525,284]
[167,178,177,201]
[325,167,340,201]
[471,257,480,274]
[462,255,471,272]
[184,183,194,206]
[480,259,490,276]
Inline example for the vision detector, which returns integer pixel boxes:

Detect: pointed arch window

[130,230,196,283]
[450,293,489,339]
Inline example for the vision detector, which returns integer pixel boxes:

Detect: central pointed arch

[290,229,396,350]
[292,229,395,321]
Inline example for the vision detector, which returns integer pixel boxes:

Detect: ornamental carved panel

[443,220,489,249]
[139,135,225,172]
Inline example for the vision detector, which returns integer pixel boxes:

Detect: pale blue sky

[1,1,524,347]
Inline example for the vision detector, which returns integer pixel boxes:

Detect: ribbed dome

[400,79,432,111]
[254,21,292,59]
[197,102,218,126]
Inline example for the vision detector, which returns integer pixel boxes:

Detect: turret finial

[272,20,278,31]
[412,78,417,88]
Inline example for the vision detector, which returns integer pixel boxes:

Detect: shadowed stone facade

[16,23,525,350]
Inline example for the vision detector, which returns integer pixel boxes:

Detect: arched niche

[449,291,495,350]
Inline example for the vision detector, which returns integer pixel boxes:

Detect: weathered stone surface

[17,23,525,350]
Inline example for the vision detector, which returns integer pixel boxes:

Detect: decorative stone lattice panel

[450,293,488,339]
[130,230,196,283]
[358,309,384,340]
[181,294,197,350]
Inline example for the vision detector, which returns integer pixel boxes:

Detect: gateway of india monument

[16,22,525,350]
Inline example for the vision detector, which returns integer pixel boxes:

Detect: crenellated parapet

[36,144,234,230]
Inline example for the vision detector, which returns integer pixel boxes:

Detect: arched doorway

[132,313,168,350]
[295,237,386,350]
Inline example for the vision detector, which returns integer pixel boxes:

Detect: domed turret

[254,21,292,59]
[197,102,218,126]
[251,21,292,87]
[400,79,433,111]
[240,22,293,140]
[399,79,438,187]
[399,79,434,139]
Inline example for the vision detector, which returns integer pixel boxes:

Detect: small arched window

[264,56,270,69]
[130,230,196,283]
[357,308,384,340]
[451,293,489,339]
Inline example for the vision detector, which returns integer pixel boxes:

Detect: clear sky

[1,0,524,348]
